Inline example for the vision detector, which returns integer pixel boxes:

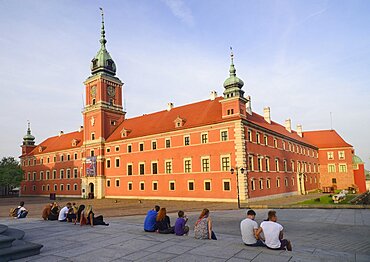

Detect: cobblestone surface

[1,209,369,262]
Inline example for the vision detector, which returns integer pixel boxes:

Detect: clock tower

[81,8,125,199]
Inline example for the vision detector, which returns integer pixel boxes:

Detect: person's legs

[245,240,265,247]
[279,239,292,251]
[184,226,189,235]
[211,231,217,240]
[18,211,28,218]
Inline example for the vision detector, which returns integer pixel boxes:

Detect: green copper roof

[352,155,364,164]
[23,122,35,145]
[223,49,244,89]
[90,8,116,76]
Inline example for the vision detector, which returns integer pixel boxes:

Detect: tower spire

[23,121,35,146]
[229,46,236,76]
[99,7,107,49]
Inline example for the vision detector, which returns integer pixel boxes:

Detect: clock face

[107,85,115,97]
[91,86,96,97]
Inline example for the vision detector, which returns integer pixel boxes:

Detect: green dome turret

[223,48,245,99]
[90,8,116,76]
[23,121,35,146]
[352,155,364,165]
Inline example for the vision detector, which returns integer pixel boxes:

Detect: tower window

[109,99,114,106]
[92,98,96,105]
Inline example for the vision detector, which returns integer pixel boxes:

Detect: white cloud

[161,0,194,26]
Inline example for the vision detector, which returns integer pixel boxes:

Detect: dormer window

[174,116,186,128]
[38,146,45,153]
[120,128,131,138]
[71,139,79,147]
[106,59,113,69]
[92,59,98,69]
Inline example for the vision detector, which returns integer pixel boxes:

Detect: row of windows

[25,183,79,192]
[106,156,231,175]
[250,176,317,190]
[327,151,345,160]
[26,168,80,181]
[248,155,317,173]
[107,179,231,192]
[327,164,348,173]
[104,130,229,155]
[23,153,80,167]
[247,129,317,158]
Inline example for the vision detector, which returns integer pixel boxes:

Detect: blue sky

[1,0,369,168]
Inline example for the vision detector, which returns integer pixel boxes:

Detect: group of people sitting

[144,206,217,240]
[41,202,109,226]
[143,206,291,251]
[241,209,292,251]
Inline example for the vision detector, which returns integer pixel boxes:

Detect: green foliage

[0,157,23,187]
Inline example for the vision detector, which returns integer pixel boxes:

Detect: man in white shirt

[58,202,72,222]
[256,210,292,251]
[17,201,28,218]
[240,210,265,246]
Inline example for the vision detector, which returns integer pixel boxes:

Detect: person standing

[240,209,265,247]
[256,210,292,251]
[58,203,72,222]
[144,205,160,232]
[174,210,189,236]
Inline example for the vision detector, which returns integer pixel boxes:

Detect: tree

[0,157,23,191]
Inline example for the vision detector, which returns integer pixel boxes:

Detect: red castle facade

[19,13,366,203]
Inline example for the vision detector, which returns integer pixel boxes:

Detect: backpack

[9,207,20,217]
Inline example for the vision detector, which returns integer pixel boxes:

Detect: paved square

[1,209,369,261]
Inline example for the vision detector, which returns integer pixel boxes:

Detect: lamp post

[231,167,245,209]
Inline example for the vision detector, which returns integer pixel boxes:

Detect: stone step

[0,240,43,262]
[0,235,15,249]
[0,224,8,234]
[2,228,25,240]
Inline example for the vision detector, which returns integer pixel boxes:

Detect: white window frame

[169,180,176,191]
[152,181,158,191]
[204,180,212,191]
[222,179,231,191]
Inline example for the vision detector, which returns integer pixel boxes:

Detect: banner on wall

[86,156,97,177]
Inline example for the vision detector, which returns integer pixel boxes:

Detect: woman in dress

[194,208,217,240]
[84,205,109,226]
[155,208,174,234]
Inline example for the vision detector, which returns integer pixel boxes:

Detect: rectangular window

[339,164,347,173]
[53,170,56,179]
[202,158,210,172]
[291,161,295,172]
[91,133,95,140]
[275,159,279,172]
[248,155,254,171]
[221,130,228,141]
[128,182,133,190]
[107,180,111,187]
[332,178,337,184]
[264,135,268,146]
[259,179,263,189]
[285,177,288,187]
[165,139,171,148]
[184,136,190,146]
[115,179,120,187]
[201,133,208,144]
[251,179,256,191]
[327,152,334,160]
[184,159,192,173]
[152,162,158,174]
[74,153,78,160]
[257,157,262,171]
[248,130,252,142]
[221,156,230,171]
[115,158,120,168]
[139,143,144,151]
[127,164,133,176]
[106,148,110,153]
[40,171,44,180]
[106,159,111,168]
[67,155,71,161]
[127,145,132,153]
[265,158,270,172]
[152,181,158,191]
[188,181,194,191]
[60,170,64,179]
[90,150,94,157]
[223,180,231,191]
[282,141,286,150]
[165,160,172,174]
[276,178,280,188]
[266,178,271,189]
[256,133,260,144]
[152,141,157,150]
[140,182,145,191]
[338,151,345,160]
[61,155,64,162]
[169,181,175,191]
[115,146,120,152]
[328,164,336,173]
[66,169,71,179]
[274,138,277,148]
[47,157,50,163]
[204,181,211,191]
[46,171,50,180]
[283,160,287,172]
[139,163,145,175]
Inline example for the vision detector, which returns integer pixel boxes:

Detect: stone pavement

[0,209,369,262]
